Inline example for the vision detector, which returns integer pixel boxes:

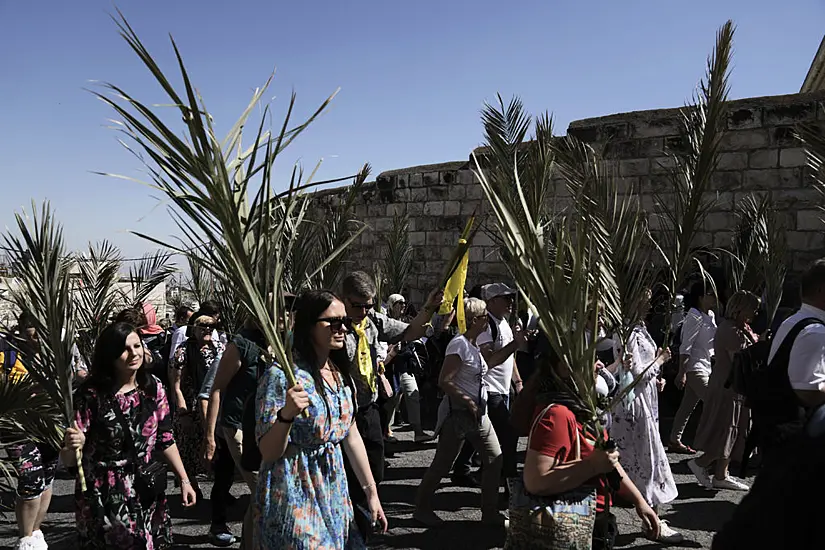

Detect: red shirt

[529,403,610,511]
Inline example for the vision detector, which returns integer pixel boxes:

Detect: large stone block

[458,170,478,185]
[780,148,807,168]
[422,172,439,187]
[620,159,649,177]
[771,188,819,210]
[428,186,449,200]
[444,201,461,216]
[374,217,393,232]
[710,171,743,190]
[797,209,824,231]
[462,200,482,215]
[704,212,733,232]
[448,185,466,200]
[410,188,428,203]
[717,152,748,171]
[385,204,405,217]
[409,173,424,188]
[770,126,800,147]
[630,118,680,138]
[748,149,779,169]
[719,130,770,151]
[367,203,385,217]
[423,201,445,216]
[465,184,485,200]
[713,231,734,248]
[763,103,816,126]
[409,231,426,246]
[406,202,424,216]
[650,156,676,174]
[393,188,411,202]
[742,168,802,190]
[786,231,825,252]
[425,231,454,246]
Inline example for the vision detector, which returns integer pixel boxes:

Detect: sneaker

[657,520,684,544]
[688,459,713,488]
[32,531,47,549]
[384,435,400,444]
[414,432,436,443]
[413,509,444,527]
[209,525,237,547]
[16,537,41,550]
[713,476,750,491]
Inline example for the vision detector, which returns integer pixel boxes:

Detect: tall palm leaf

[382,213,413,296]
[654,20,734,339]
[127,250,176,309]
[725,194,765,293]
[184,250,216,305]
[74,240,124,366]
[96,12,366,393]
[2,202,86,488]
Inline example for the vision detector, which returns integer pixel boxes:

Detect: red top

[529,403,610,511]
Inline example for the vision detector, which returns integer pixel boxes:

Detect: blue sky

[1,0,822,259]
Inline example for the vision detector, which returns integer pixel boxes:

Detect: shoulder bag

[505,403,597,550]
[111,394,168,506]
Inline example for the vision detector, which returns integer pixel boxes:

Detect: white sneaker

[688,459,713,488]
[658,520,684,544]
[32,530,47,549]
[17,536,40,550]
[713,476,750,491]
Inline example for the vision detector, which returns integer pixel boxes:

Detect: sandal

[667,441,696,454]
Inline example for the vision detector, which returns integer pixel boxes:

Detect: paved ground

[1,397,749,549]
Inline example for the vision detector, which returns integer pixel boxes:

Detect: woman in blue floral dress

[61,322,196,549]
[254,290,388,549]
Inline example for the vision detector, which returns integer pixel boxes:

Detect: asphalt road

[1,402,748,550]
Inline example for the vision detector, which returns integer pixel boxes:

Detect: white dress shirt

[768,304,825,393]
[679,308,716,374]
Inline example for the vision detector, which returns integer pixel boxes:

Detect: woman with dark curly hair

[61,322,195,549]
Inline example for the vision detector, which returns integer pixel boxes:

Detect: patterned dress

[612,324,678,507]
[73,378,175,549]
[254,363,363,550]
[172,340,224,479]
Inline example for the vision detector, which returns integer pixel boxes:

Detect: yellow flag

[439,239,470,332]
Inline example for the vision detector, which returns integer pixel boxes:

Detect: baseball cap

[482,283,517,301]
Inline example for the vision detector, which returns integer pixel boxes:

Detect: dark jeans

[344,403,385,536]
[453,393,517,479]
[211,436,236,526]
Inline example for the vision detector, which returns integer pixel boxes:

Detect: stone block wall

[314,91,825,306]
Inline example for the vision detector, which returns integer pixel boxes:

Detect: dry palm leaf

[96,13,366,394]
[2,202,86,490]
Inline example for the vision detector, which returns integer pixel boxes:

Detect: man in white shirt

[451,283,525,486]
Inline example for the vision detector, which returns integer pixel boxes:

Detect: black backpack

[731,317,821,447]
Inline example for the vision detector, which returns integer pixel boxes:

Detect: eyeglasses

[348,301,375,310]
[317,316,352,331]
[473,312,489,320]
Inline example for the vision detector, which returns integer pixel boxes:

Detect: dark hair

[115,307,147,328]
[800,259,825,301]
[342,271,376,299]
[199,301,221,318]
[468,284,484,299]
[292,289,354,423]
[684,279,713,312]
[17,310,36,330]
[174,305,193,324]
[88,322,155,396]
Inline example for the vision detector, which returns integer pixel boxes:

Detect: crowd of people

[4,259,825,549]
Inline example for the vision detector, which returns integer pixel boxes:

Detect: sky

[1,0,823,260]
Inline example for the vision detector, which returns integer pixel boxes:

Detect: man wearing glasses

[335,271,443,538]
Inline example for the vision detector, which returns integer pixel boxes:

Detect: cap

[387,294,406,310]
[482,283,517,301]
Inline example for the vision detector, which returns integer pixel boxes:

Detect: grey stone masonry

[311,92,825,305]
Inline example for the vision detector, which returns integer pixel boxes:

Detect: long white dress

[612,324,678,507]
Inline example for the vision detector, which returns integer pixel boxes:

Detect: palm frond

[726,194,764,293]
[654,20,734,336]
[128,250,176,308]
[100,12,365,394]
[1,202,76,433]
[382,213,414,296]
[74,240,124,367]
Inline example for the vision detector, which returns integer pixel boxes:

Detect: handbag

[377,372,394,400]
[111,395,168,506]
[505,403,597,550]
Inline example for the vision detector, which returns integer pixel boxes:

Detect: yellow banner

[439,239,470,332]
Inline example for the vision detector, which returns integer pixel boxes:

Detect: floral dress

[254,363,363,550]
[172,340,224,479]
[73,378,175,549]
[612,324,678,507]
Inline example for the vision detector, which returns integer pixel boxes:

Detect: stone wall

[315,91,825,306]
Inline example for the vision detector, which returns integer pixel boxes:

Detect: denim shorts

[8,443,58,500]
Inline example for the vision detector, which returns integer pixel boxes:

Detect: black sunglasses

[317,316,352,331]
[195,323,216,331]
[348,301,375,310]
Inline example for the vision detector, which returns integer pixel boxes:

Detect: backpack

[731,317,821,443]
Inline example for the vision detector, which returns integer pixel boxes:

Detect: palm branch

[74,240,124,367]
[725,194,765,293]
[2,202,86,489]
[127,250,176,308]
[653,20,734,339]
[382,213,413,296]
[96,12,365,395]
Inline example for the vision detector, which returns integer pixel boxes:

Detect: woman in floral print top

[62,322,196,549]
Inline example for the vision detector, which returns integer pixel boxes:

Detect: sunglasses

[348,301,375,310]
[195,324,216,331]
[317,316,352,331]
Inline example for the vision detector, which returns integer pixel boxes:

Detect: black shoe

[209,524,237,547]
[450,473,479,488]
